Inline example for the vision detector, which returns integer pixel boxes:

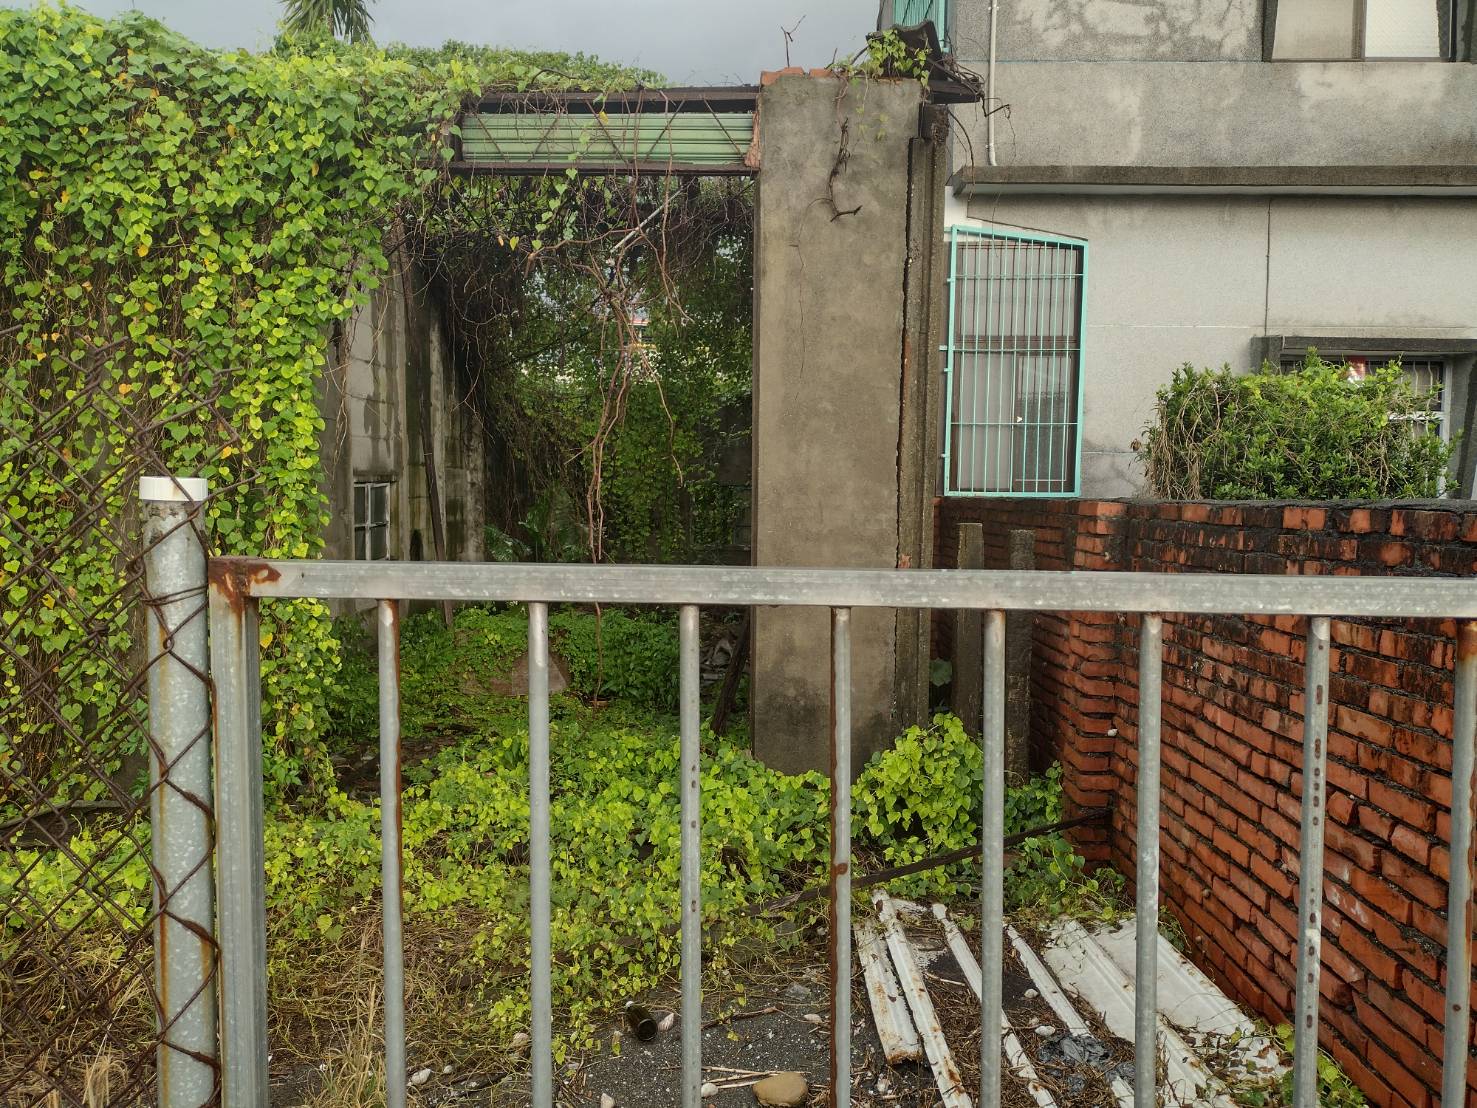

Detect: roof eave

[951,164,1477,197]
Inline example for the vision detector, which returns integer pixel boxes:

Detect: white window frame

[1269,0,1454,58]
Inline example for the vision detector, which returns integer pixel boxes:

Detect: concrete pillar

[750,73,943,775]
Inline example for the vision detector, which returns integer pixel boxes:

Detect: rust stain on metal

[208,558,281,611]
[248,563,281,587]
[207,560,246,613]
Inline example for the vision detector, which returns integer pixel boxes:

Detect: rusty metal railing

[140,482,1477,1108]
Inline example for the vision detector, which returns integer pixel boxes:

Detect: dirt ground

[267,904,1135,1108]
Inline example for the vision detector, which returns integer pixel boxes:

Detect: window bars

[943,226,1087,498]
[140,480,1477,1108]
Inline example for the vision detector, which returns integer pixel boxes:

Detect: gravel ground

[566,969,940,1107]
[268,906,1134,1107]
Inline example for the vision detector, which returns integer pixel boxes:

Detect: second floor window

[1270,0,1461,58]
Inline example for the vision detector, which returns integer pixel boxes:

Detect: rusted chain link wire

[1,344,243,1106]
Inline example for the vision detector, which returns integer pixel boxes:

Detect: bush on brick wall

[1140,354,1453,501]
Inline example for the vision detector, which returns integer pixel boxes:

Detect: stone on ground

[752,1071,808,1106]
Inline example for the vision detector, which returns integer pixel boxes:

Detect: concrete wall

[959,193,1477,495]
[950,0,1477,167]
[321,256,486,572]
[751,73,944,774]
[952,0,1262,60]
[954,61,1477,167]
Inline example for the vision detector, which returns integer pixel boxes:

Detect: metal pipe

[980,609,1006,1108]
[830,607,853,1107]
[985,0,998,166]
[1292,616,1331,1108]
[528,602,554,1107]
[140,476,217,1108]
[217,559,1477,619]
[378,601,407,1108]
[1134,614,1163,1108]
[208,572,269,1108]
[1441,622,1477,1107]
[679,604,702,1108]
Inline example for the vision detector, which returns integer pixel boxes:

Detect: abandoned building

[322,260,488,567]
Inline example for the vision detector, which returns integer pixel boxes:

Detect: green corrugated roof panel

[457,110,755,172]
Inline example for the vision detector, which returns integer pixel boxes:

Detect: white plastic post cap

[138,476,209,502]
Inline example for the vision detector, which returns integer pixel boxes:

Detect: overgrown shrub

[551,608,681,709]
[5,606,1113,1059]
[0,3,667,805]
[1141,353,1454,500]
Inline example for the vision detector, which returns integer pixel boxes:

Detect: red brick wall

[933,497,1477,1108]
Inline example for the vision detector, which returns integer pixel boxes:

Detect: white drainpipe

[985,0,999,165]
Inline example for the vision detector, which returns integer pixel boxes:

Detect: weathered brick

[938,494,1473,1107]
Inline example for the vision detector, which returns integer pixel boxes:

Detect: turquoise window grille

[943,225,1088,497]
[891,0,951,46]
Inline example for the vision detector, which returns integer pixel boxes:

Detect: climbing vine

[408,164,753,566]
[0,4,656,801]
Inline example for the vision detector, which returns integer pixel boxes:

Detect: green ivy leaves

[0,5,646,807]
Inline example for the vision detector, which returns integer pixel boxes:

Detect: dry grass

[267,908,531,1079]
[298,984,385,1108]
[0,919,156,1105]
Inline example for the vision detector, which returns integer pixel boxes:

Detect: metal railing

[140,482,1477,1108]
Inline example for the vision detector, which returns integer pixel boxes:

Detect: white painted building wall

[953,193,1477,495]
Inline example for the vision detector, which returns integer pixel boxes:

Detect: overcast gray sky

[30,1,879,84]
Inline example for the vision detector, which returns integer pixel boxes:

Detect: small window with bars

[353,480,392,561]
[1277,354,1448,440]
[943,226,1087,497]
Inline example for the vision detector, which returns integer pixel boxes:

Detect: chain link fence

[1,340,235,1107]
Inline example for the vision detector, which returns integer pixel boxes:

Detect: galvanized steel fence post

[1133,614,1163,1108]
[140,476,218,1108]
[1292,617,1331,1108]
[679,605,703,1108]
[527,602,554,1106]
[208,558,270,1107]
[980,609,1006,1107]
[379,601,408,1108]
[829,607,853,1106]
